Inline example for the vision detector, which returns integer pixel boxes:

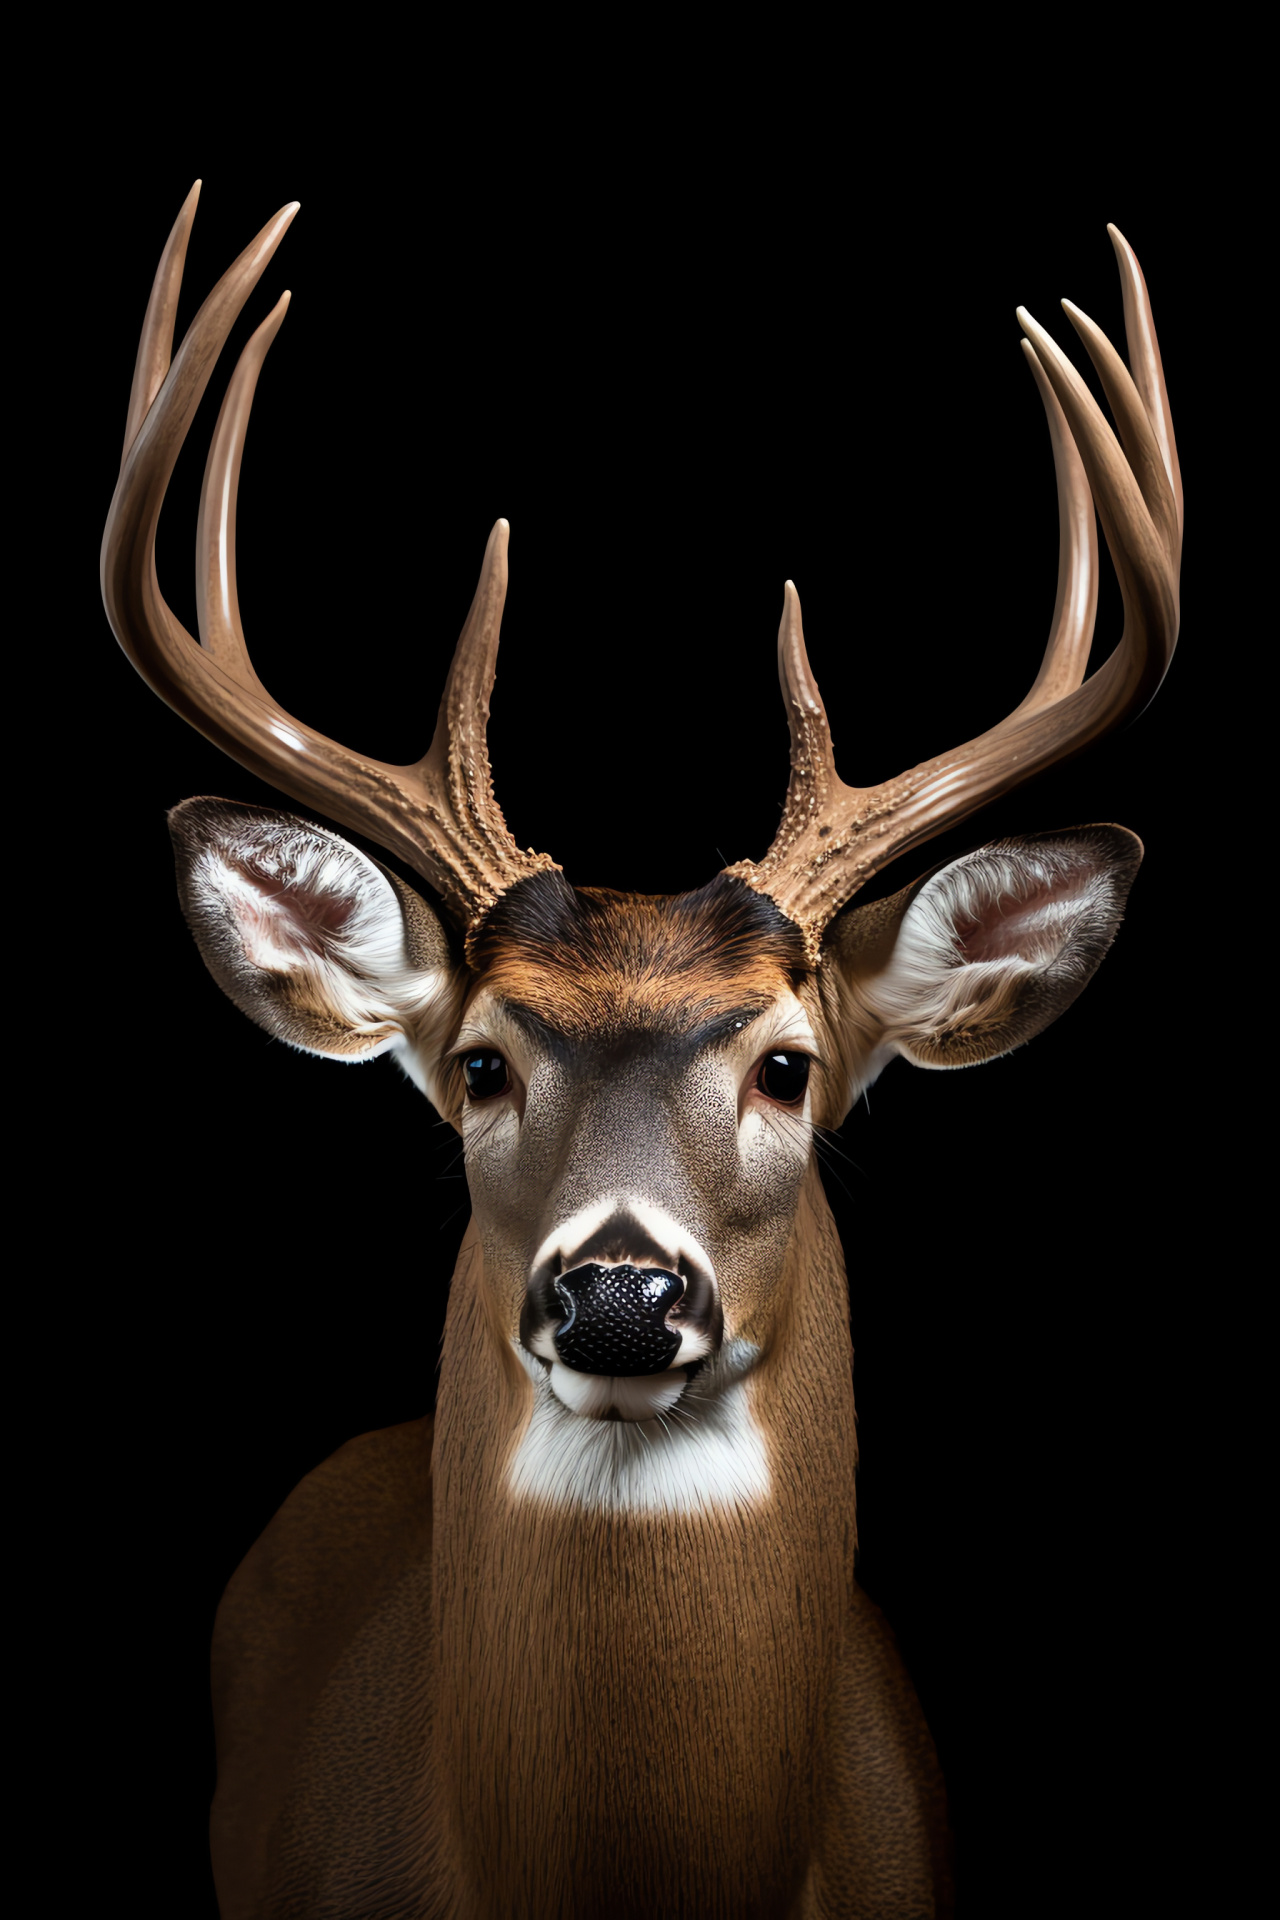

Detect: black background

[59,115,1239,1918]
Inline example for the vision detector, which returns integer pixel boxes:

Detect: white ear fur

[169,800,463,1099]
[823,827,1143,1111]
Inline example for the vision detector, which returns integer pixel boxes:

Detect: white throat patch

[508,1341,771,1515]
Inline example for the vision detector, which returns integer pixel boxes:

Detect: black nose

[552,1264,684,1376]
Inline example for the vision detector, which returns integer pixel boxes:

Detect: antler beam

[726,227,1181,962]
[101,183,557,944]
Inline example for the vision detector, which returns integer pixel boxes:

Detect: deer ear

[822,826,1143,1098]
[168,799,463,1072]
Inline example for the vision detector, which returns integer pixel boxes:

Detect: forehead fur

[468,872,810,1040]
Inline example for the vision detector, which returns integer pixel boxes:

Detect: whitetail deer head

[101,184,1180,1477]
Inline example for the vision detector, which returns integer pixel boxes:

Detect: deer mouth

[544,1360,695,1422]
[515,1340,758,1430]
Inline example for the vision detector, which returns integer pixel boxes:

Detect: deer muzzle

[519,1206,723,1408]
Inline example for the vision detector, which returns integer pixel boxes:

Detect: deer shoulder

[797,1582,954,1919]
[209,1414,434,1920]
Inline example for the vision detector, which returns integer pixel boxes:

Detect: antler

[101,183,557,946]
[726,226,1182,963]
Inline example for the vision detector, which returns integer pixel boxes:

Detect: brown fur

[190,819,1151,1916]
[213,1176,952,1919]
[468,872,811,1042]
[429,1165,855,1919]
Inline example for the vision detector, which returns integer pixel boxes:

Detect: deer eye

[463,1052,510,1101]
[756,1052,810,1105]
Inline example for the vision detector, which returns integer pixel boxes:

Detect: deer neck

[429,1160,857,1918]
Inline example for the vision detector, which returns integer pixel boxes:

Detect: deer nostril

[552,1264,684,1377]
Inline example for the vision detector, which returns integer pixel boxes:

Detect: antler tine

[412,518,561,947]
[1108,223,1182,543]
[726,232,1180,962]
[120,179,201,470]
[1001,340,1099,721]
[104,189,557,943]
[194,291,290,693]
[758,582,844,864]
[416,520,511,835]
[1059,296,1180,581]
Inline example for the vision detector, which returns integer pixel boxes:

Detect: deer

[101,182,1180,1919]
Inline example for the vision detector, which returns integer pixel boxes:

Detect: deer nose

[552,1264,684,1376]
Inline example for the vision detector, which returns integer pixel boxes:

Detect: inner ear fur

[169,798,463,1068]
[819,826,1143,1098]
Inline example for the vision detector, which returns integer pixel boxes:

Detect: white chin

[549,1363,688,1421]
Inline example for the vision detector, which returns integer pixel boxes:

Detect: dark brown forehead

[467,872,810,1042]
